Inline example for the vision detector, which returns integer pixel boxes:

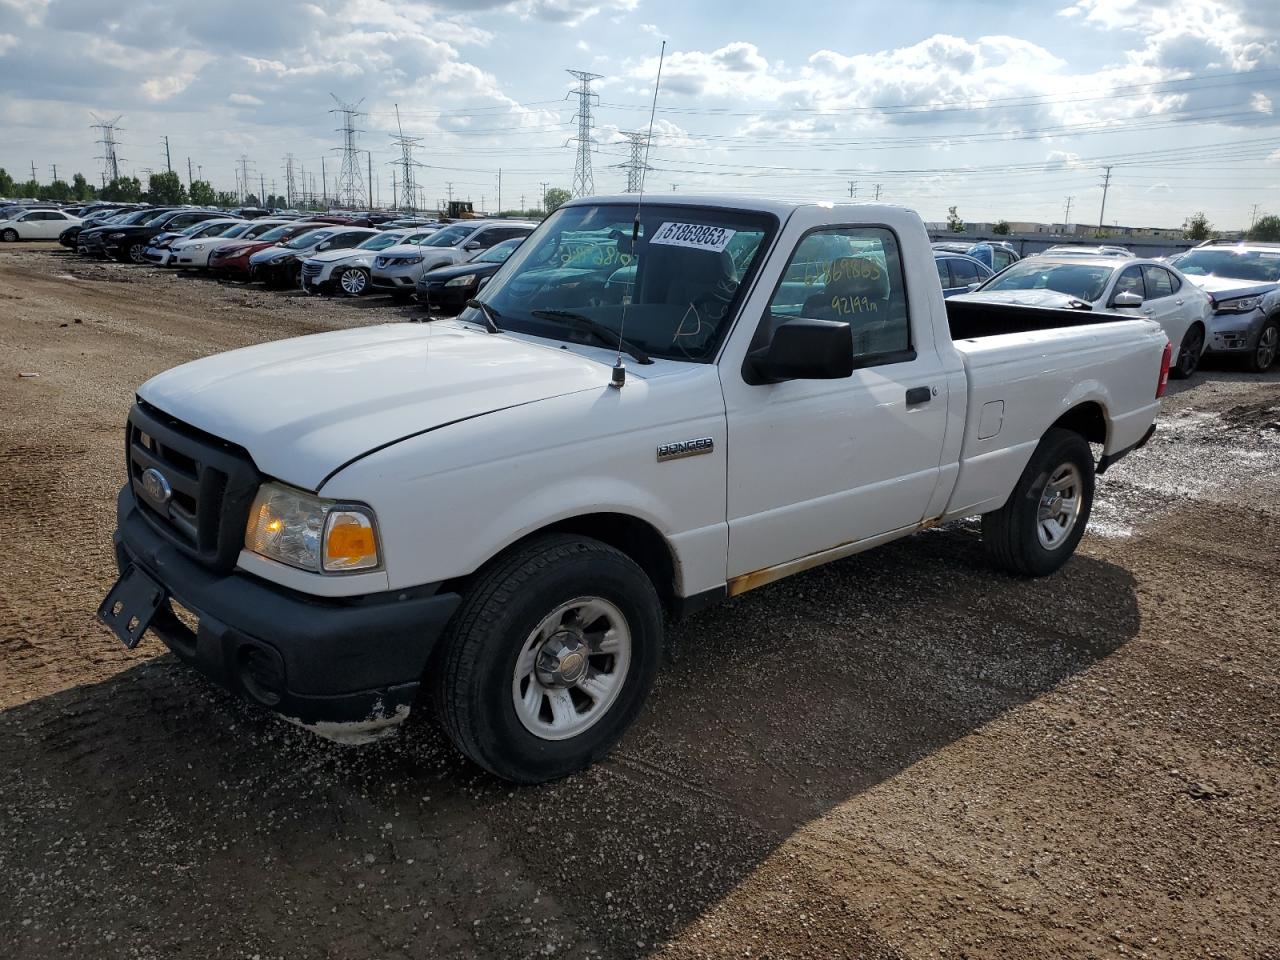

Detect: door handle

[905,386,931,405]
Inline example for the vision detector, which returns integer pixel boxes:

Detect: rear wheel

[982,428,1095,577]
[0,228,17,242]
[338,267,369,296]
[1170,323,1204,379]
[432,534,662,783]
[1248,319,1278,373]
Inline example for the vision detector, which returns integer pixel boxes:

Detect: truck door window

[766,227,911,360]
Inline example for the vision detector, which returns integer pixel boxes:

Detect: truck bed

[945,299,1127,341]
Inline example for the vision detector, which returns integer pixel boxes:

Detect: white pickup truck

[99,196,1170,782]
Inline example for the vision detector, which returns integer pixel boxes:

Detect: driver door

[720,223,954,580]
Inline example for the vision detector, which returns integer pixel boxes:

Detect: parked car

[414,236,524,312]
[143,218,245,266]
[77,208,176,258]
[168,218,291,270]
[99,195,1168,783]
[207,222,326,280]
[965,241,1020,272]
[954,254,1212,377]
[103,209,226,263]
[300,227,439,296]
[58,208,128,248]
[934,252,994,296]
[227,207,273,220]
[248,226,380,288]
[0,208,82,241]
[1167,241,1280,372]
[371,220,537,300]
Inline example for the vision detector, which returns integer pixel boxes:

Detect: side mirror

[1112,290,1143,308]
[966,281,982,291]
[464,241,482,252]
[317,241,331,251]
[747,318,854,384]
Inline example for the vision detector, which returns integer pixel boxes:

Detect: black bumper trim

[113,485,461,725]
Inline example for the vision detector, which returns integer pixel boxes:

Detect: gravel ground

[1,241,1277,960]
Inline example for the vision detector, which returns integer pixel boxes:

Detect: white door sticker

[650,222,736,253]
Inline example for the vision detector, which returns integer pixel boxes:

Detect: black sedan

[77,208,176,257]
[58,207,128,248]
[414,238,523,313]
[101,209,226,263]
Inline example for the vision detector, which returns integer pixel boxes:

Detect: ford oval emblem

[141,467,172,507]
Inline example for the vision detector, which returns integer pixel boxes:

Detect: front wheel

[338,266,369,296]
[982,428,1095,577]
[0,228,17,242]
[1170,323,1204,379]
[432,534,662,783]
[1248,319,1278,373]
[127,243,147,264]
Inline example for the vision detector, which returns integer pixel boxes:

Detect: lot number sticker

[650,222,736,253]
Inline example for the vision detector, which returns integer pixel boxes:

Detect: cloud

[228,93,265,107]
[0,32,17,55]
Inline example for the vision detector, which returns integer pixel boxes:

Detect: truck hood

[137,322,613,491]
[952,289,1094,310]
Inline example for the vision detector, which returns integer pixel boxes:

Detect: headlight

[245,482,380,573]
[396,254,424,265]
[445,274,477,287]
[192,243,205,250]
[1214,295,1263,313]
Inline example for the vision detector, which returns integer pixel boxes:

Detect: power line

[329,94,366,209]
[566,69,602,198]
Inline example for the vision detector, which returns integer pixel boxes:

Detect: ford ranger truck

[99,197,1169,783]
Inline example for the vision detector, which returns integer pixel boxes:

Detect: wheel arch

[1050,400,1108,447]
[441,511,679,614]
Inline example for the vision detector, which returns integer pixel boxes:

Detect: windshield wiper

[531,309,653,364]
[465,298,502,334]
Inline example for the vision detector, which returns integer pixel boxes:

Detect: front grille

[301,261,323,281]
[127,400,260,573]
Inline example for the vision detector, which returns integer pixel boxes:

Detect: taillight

[1156,341,1172,398]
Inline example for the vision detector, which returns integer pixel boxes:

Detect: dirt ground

[1,240,1277,960]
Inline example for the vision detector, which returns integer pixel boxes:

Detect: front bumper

[416,281,474,311]
[143,246,173,265]
[112,485,461,730]
[371,268,420,290]
[1205,309,1266,354]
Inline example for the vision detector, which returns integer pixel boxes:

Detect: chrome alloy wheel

[339,267,368,296]
[512,597,631,741]
[1037,462,1084,550]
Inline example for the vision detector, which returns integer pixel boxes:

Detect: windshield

[1169,249,1280,283]
[256,224,303,242]
[477,239,522,263]
[423,224,472,248]
[469,202,775,362]
[980,260,1115,300]
[283,228,333,249]
[357,232,407,251]
[220,222,253,239]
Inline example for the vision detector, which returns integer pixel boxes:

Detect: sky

[1,0,1278,229]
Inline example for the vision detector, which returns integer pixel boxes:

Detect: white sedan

[144,218,245,266]
[167,218,291,269]
[0,209,82,241]
[952,254,1212,378]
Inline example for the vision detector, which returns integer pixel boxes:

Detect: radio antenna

[612,40,665,388]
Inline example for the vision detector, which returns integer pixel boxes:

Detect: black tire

[1170,323,1204,379]
[432,534,663,783]
[982,427,1095,577]
[337,266,369,296]
[127,242,147,264]
[0,228,17,242]
[1247,319,1278,373]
